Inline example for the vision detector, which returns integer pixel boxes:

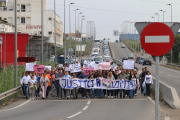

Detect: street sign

[113,30,119,36]
[140,23,174,56]
[0,1,6,7]
[68,47,74,56]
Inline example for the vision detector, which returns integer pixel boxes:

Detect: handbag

[34,84,38,90]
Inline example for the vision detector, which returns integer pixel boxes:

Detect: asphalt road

[111,42,180,98]
[0,42,156,120]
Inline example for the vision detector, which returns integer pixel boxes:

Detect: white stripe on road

[148,97,155,105]
[67,111,82,119]
[0,100,31,112]
[145,36,170,43]
[82,106,89,110]
[87,101,91,105]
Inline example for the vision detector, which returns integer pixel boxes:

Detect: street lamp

[159,10,166,22]
[69,2,75,63]
[80,16,85,61]
[167,4,172,64]
[73,9,80,58]
[151,16,155,22]
[78,12,83,61]
[63,0,66,63]
[154,13,159,22]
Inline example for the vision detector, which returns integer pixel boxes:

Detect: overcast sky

[47,0,180,42]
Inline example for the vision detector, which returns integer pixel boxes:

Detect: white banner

[69,63,81,73]
[45,66,52,71]
[84,61,95,68]
[58,78,136,90]
[123,60,134,69]
[26,63,36,71]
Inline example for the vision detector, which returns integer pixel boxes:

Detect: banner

[34,65,44,73]
[26,63,36,71]
[83,67,94,76]
[58,78,136,90]
[123,60,134,69]
[99,62,110,70]
[93,64,99,70]
[59,64,63,68]
[69,63,81,73]
[84,61,95,68]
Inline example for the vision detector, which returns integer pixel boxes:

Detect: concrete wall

[152,79,180,109]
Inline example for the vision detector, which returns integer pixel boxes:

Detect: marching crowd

[20,63,153,100]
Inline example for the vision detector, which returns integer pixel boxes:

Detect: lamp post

[151,16,155,22]
[63,0,66,63]
[73,9,80,59]
[159,10,166,22]
[154,13,159,22]
[14,0,17,88]
[167,4,172,64]
[69,2,75,64]
[80,16,85,61]
[78,12,83,62]
[41,0,43,65]
[54,0,57,64]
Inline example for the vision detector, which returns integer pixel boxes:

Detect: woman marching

[40,72,50,99]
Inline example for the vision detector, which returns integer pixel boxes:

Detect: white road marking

[87,101,91,105]
[165,116,170,120]
[0,100,31,112]
[145,36,170,43]
[148,97,155,105]
[67,111,82,118]
[82,106,89,110]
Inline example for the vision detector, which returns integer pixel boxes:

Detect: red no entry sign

[140,23,174,56]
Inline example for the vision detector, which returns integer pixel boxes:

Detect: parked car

[94,57,103,64]
[116,40,118,42]
[139,58,145,64]
[103,57,112,62]
[122,57,128,62]
[135,57,142,63]
[81,58,88,65]
[142,59,152,66]
[121,45,126,48]
[128,54,134,59]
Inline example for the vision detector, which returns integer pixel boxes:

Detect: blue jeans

[129,89,135,97]
[119,89,126,98]
[140,81,144,92]
[23,84,29,98]
[90,89,94,98]
[97,89,103,98]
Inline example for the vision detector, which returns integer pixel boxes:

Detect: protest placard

[45,66,51,71]
[26,63,36,71]
[93,64,99,70]
[123,60,134,69]
[84,61,95,68]
[99,62,110,70]
[65,67,70,71]
[34,65,44,73]
[83,67,94,76]
[59,64,63,68]
[69,63,81,73]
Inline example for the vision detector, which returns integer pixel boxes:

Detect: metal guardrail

[166,63,180,70]
[0,86,21,101]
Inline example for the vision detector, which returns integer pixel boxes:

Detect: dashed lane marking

[82,106,89,110]
[87,101,91,105]
[67,111,82,119]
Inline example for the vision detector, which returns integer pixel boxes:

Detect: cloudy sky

[47,0,180,42]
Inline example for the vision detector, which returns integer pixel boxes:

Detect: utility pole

[64,0,66,63]
[14,0,17,88]
[41,0,43,65]
[54,0,57,64]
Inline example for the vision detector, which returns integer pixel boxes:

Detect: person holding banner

[72,73,78,99]
[78,71,88,98]
[129,71,137,99]
[20,72,26,98]
[63,71,72,99]
[107,72,115,99]
[34,73,41,97]
[55,69,63,99]
[89,72,95,98]
[40,73,50,99]
[113,69,120,98]
[97,74,103,98]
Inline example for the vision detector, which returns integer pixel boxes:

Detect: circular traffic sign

[141,23,174,56]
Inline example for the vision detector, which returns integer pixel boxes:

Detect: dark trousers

[140,81,144,93]
[107,90,113,96]
[115,90,119,96]
[146,83,151,95]
[46,86,51,97]
[120,89,126,98]
[80,88,86,97]
[21,86,25,96]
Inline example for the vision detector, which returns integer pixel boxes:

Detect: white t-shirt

[144,75,153,84]
[22,75,31,84]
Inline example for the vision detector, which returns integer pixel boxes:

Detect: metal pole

[54,0,57,64]
[41,0,43,65]
[69,4,72,64]
[80,18,83,61]
[64,0,66,64]
[158,15,159,22]
[1,43,2,67]
[163,12,164,22]
[75,10,76,58]
[170,5,172,64]
[78,14,80,62]
[14,0,17,88]
[155,56,159,120]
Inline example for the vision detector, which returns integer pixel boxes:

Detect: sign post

[135,22,180,120]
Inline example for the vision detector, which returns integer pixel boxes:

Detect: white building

[0,20,14,32]
[0,0,63,47]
